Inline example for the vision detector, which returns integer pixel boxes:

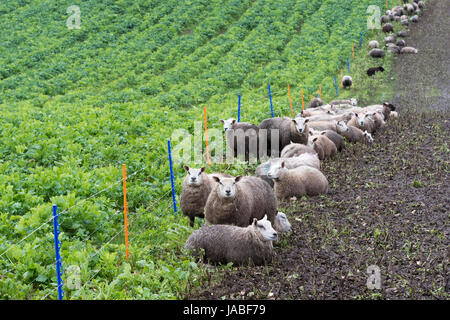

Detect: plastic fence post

[122,164,129,260]
[167,140,178,214]
[203,107,211,166]
[334,76,339,97]
[347,58,350,74]
[52,204,64,300]
[319,84,322,99]
[268,84,274,118]
[288,83,293,118]
[352,42,355,58]
[238,95,241,122]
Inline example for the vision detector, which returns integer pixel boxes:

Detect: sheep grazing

[309,134,337,159]
[367,66,385,77]
[370,112,386,130]
[385,34,397,43]
[259,117,310,157]
[184,215,277,266]
[180,166,231,227]
[382,23,394,33]
[380,15,390,24]
[280,142,317,158]
[404,3,415,14]
[401,46,418,54]
[418,1,424,9]
[267,163,329,200]
[369,40,380,48]
[205,175,277,228]
[221,118,259,161]
[255,153,320,187]
[320,130,345,152]
[396,39,406,47]
[273,212,292,233]
[336,121,365,143]
[388,45,401,54]
[342,75,352,89]
[397,30,409,37]
[401,19,409,26]
[410,15,419,23]
[370,49,386,58]
[308,97,325,109]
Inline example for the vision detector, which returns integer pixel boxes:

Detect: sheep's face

[350,98,358,106]
[356,114,366,127]
[220,118,236,131]
[364,131,374,143]
[213,176,241,199]
[336,121,348,133]
[253,215,278,241]
[274,212,291,233]
[267,161,286,180]
[292,117,309,134]
[184,166,205,186]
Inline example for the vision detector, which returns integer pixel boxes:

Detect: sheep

[401,19,409,26]
[367,66,385,77]
[273,212,292,233]
[347,113,376,133]
[370,112,386,130]
[267,163,329,200]
[392,6,404,16]
[410,15,419,23]
[307,120,338,132]
[280,142,317,158]
[364,131,375,143]
[370,49,386,58]
[354,102,395,121]
[369,40,380,48]
[336,121,365,143]
[180,167,232,227]
[304,111,354,123]
[320,130,346,152]
[396,39,406,47]
[221,118,259,161]
[205,175,277,228]
[380,15,390,24]
[385,34,397,43]
[388,45,401,54]
[299,105,335,117]
[255,153,320,187]
[342,75,352,89]
[308,134,337,159]
[382,23,394,33]
[258,117,311,157]
[401,46,418,54]
[418,1,424,9]
[184,215,277,266]
[397,30,409,37]
[329,98,358,106]
[307,97,325,109]
[404,3,415,14]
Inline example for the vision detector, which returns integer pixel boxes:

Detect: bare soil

[187,0,449,300]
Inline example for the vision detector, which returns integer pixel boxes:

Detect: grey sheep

[401,46,418,54]
[308,134,337,159]
[221,118,259,161]
[280,142,317,158]
[205,175,277,228]
[320,130,346,152]
[336,121,365,143]
[184,215,277,266]
[382,23,394,33]
[267,163,329,200]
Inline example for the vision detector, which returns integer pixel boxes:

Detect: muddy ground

[187,0,449,300]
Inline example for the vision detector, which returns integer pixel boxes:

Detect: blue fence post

[167,140,178,214]
[334,76,339,97]
[268,85,274,118]
[238,95,241,122]
[52,204,64,300]
[360,32,362,48]
[347,58,350,74]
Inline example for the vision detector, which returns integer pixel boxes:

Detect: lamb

[370,49,386,58]
[308,134,337,159]
[367,66,385,77]
[180,167,232,227]
[336,121,365,143]
[184,215,277,266]
[255,153,320,187]
[307,97,325,109]
[205,175,277,228]
[401,46,418,54]
[369,40,380,48]
[267,163,329,200]
[280,142,317,158]
[274,212,292,233]
[342,75,352,89]
[221,118,259,161]
[382,23,394,33]
[320,130,346,152]
[259,117,311,156]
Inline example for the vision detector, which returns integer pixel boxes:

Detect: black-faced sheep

[342,75,352,89]
[255,153,320,188]
[370,49,386,58]
[221,118,259,161]
[184,215,277,266]
[336,121,365,143]
[280,142,317,159]
[205,175,277,228]
[401,46,418,54]
[180,166,232,227]
[267,163,329,200]
[367,66,385,76]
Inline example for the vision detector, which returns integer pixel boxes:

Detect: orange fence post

[352,42,355,58]
[203,107,211,166]
[288,83,294,118]
[301,89,304,110]
[122,164,129,260]
[319,84,322,99]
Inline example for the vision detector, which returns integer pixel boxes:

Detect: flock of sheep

[181,0,423,267]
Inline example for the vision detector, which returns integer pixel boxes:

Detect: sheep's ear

[235,176,242,183]
[262,215,267,221]
[365,114,370,117]
[281,161,285,168]
[220,119,224,124]
[200,167,206,173]
[313,137,318,142]
[184,165,190,172]
[304,119,309,123]
[292,119,297,124]
[231,119,237,124]
[321,131,326,135]
[253,218,258,226]
[212,176,221,183]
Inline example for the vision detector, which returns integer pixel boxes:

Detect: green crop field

[0,0,407,299]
